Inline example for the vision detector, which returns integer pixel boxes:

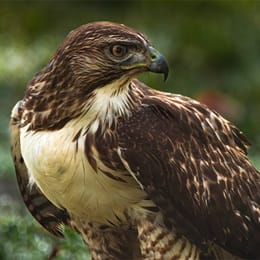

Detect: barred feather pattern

[137,220,199,260]
[69,216,141,260]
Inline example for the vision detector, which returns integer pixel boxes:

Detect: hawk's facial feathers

[22,21,169,131]
[56,21,169,90]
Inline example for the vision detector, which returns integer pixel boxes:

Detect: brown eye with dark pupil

[111,45,127,57]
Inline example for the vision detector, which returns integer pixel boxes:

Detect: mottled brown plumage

[10,22,259,259]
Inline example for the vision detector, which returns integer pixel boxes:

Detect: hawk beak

[148,47,169,81]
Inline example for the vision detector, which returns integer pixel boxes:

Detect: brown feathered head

[23,22,168,130]
[50,21,168,92]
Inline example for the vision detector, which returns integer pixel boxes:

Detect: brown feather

[10,101,70,237]
[117,79,260,258]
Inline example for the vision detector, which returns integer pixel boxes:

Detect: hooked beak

[120,45,169,81]
[147,47,169,81]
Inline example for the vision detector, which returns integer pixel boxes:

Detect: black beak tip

[163,66,169,82]
[149,55,169,82]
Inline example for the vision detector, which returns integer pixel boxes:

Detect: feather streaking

[10,21,259,259]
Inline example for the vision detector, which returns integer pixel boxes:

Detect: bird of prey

[10,22,259,259]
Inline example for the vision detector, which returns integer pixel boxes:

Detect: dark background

[0,1,259,259]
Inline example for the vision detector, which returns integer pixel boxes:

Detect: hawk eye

[110,45,128,58]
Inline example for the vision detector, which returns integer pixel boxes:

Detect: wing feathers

[10,101,70,237]
[117,83,260,258]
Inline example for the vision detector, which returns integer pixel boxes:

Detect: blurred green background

[1,1,260,259]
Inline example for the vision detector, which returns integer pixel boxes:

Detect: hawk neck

[21,77,143,132]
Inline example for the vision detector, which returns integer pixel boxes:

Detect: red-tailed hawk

[10,22,259,259]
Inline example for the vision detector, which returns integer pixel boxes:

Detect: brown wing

[10,101,70,237]
[117,88,260,258]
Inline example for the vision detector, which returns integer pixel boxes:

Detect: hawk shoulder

[116,80,260,258]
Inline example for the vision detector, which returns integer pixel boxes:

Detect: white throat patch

[86,77,133,133]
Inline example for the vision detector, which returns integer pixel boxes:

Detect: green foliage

[0,198,89,259]
[0,197,52,259]
[55,227,90,260]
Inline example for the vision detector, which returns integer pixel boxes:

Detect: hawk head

[53,21,169,92]
[23,22,169,130]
